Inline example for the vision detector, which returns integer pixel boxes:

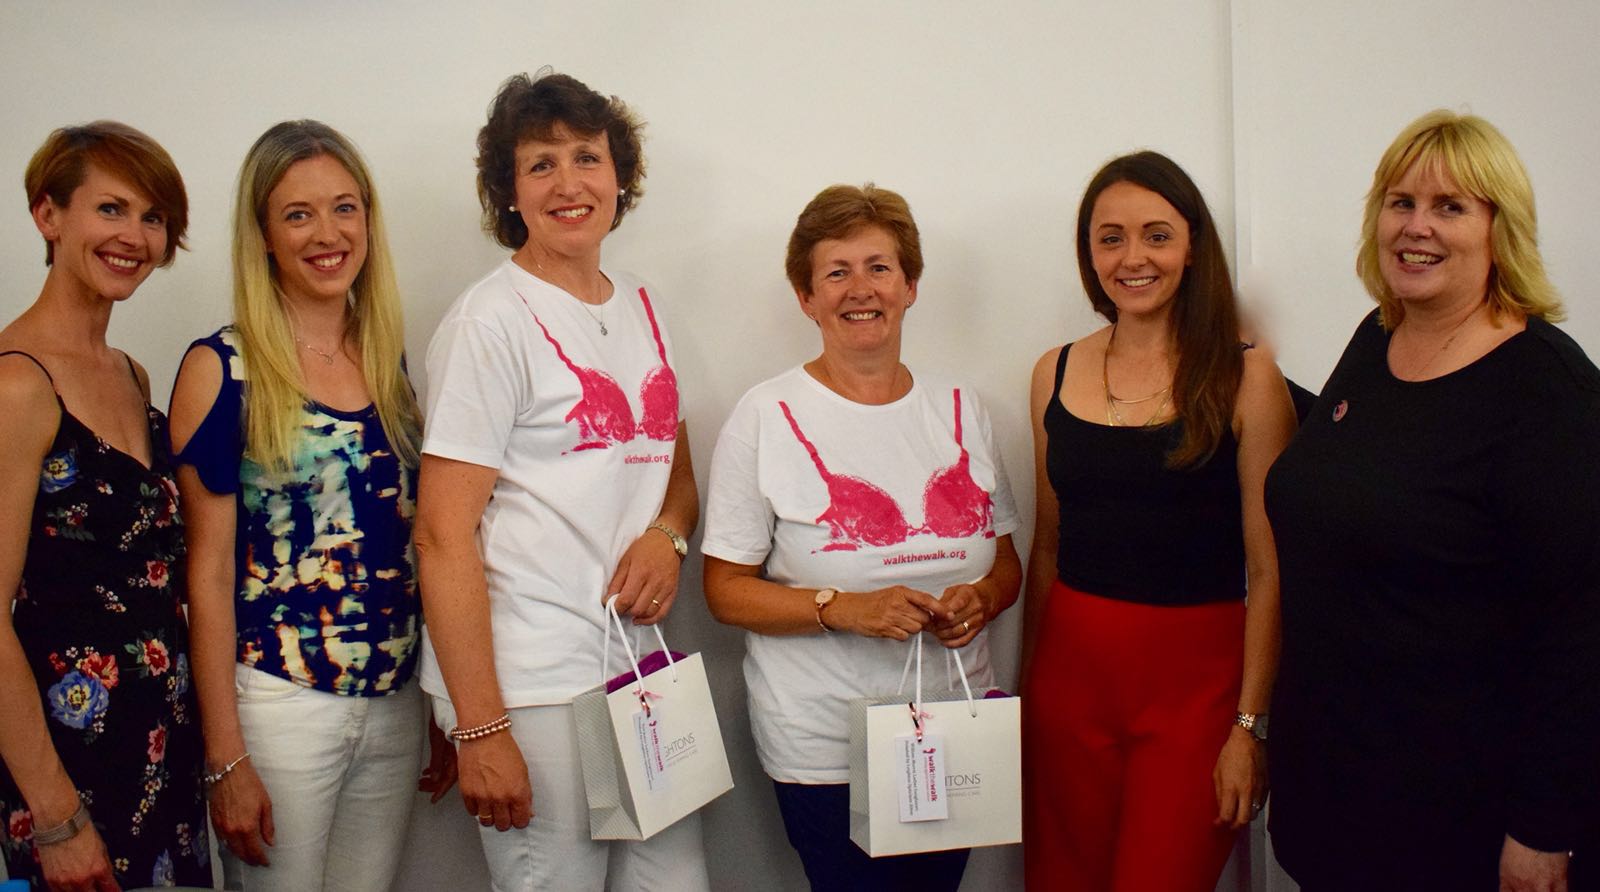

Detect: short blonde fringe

[1356,109,1562,329]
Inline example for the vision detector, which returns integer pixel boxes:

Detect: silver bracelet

[203,751,251,787]
[32,798,91,846]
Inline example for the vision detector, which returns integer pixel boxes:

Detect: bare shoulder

[168,344,225,450]
[1031,346,1063,386]
[1240,344,1287,392]
[1031,344,1067,412]
[1234,346,1295,434]
[0,353,62,462]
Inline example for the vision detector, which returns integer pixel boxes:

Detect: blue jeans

[771,781,969,892]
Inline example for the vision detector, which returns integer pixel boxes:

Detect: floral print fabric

[0,368,209,889]
[176,329,419,697]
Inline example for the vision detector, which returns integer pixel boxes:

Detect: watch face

[815,588,836,607]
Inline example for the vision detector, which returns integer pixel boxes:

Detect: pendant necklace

[298,337,339,365]
[580,300,608,336]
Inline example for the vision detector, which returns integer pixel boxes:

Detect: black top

[1045,342,1246,605]
[1266,312,1600,885]
[0,351,210,889]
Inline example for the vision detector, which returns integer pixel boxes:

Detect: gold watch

[649,522,688,559]
[1234,712,1269,742]
[815,587,840,633]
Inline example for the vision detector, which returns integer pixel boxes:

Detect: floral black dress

[0,352,209,889]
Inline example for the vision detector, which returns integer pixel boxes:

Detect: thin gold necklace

[1395,304,1480,380]
[1103,324,1172,427]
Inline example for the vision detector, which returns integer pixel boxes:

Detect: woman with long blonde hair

[169,119,453,891]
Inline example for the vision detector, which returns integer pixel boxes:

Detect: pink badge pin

[1332,400,1349,422]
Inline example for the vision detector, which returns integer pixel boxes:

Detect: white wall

[2,2,1595,890]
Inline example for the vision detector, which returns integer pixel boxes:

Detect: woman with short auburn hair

[1,121,210,890]
[703,182,1022,890]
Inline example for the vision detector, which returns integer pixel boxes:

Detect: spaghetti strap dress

[0,351,210,890]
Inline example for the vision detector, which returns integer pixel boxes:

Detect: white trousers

[222,665,424,892]
[431,696,711,892]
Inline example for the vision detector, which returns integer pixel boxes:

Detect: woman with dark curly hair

[413,70,707,890]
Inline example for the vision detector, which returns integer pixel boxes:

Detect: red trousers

[1023,580,1243,892]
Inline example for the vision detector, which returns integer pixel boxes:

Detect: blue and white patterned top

[175,328,419,696]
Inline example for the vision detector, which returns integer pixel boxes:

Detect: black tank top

[1045,342,1246,605]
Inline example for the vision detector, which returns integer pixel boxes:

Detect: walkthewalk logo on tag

[633,707,669,793]
[894,733,949,823]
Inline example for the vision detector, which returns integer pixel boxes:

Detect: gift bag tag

[633,699,669,793]
[894,731,948,823]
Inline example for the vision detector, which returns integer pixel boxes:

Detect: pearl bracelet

[449,713,512,742]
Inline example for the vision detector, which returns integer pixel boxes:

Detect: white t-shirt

[418,259,681,706]
[702,367,1019,782]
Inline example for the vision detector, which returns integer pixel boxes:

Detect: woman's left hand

[1499,835,1569,892]
[1213,725,1267,829]
[931,583,991,649]
[607,528,682,625]
[418,719,459,803]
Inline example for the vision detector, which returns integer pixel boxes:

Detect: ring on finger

[650,598,661,608]
[962,619,971,633]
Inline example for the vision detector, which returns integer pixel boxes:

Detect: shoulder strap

[1052,344,1070,402]
[118,350,141,388]
[0,350,57,389]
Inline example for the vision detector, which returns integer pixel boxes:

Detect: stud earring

[508,205,517,212]
[618,189,628,199]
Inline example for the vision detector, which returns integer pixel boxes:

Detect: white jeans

[431,696,710,892]
[222,665,423,892]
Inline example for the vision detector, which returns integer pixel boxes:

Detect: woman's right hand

[209,760,275,866]
[38,823,120,891]
[457,731,533,832]
[836,586,951,640]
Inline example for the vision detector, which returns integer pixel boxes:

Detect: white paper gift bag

[572,597,734,840]
[848,637,1022,857]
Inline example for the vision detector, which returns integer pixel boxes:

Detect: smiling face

[511,124,619,262]
[1088,180,1192,323]
[263,154,368,306]
[799,224,917,359]
[1377,161,1494,310]
[35,164,168,302]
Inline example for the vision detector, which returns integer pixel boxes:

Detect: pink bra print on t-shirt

[514,286,678,451]
[778,388,995,552]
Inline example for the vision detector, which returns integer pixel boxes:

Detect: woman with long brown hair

[1021,151,1296,891]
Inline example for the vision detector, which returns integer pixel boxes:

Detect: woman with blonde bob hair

[1266,110,1600,891]
[169,120,453,892]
